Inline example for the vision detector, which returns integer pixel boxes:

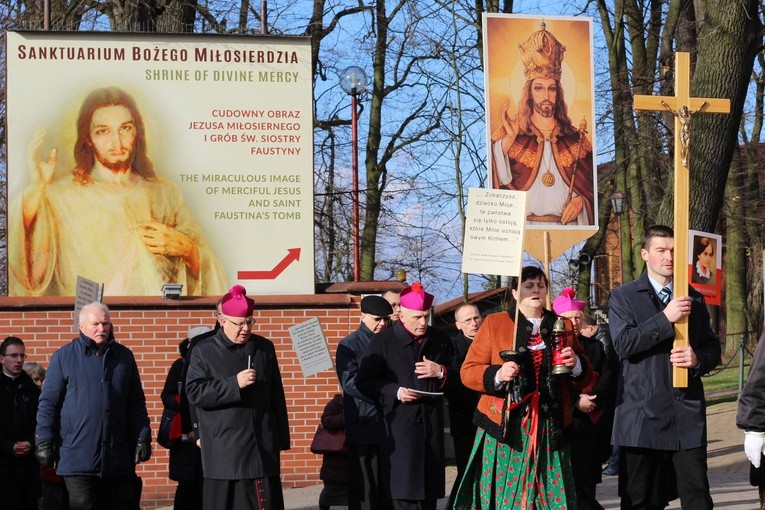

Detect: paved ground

[596,399,759,510]
[159,399,760,509]
[279,400,758,510]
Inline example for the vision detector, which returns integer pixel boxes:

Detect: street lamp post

[339,66,368,281]
[609,190,625,215]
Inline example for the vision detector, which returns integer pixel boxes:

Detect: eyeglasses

[369,316,391,322]
[1,353,27,359]
[223,316,255,329]
[457,317,481,324]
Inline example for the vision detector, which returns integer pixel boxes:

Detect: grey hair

[78,302,110,324]
[23,361,45,380]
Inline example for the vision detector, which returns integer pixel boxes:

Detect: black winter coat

[737,332,765,487]
[569,333,618,485]
[186,330,290,480]
[161,357,201,482]
[336,323,384,445]
[609,272,721,450]
[738,331,765,432]
[590,324,619,459]
[356,321,454,501]
[0,371,39,468]
[446,332,480,438]
[319,394,347,485]
[182,325,219,436]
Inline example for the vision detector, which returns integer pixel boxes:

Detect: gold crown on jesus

[518,21,566,81]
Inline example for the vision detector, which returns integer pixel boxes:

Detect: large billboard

[6,31,314,297]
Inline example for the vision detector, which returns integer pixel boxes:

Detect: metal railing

[702,330,758,399]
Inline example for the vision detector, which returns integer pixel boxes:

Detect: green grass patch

[704,364,745,393]
[703,362,747,405]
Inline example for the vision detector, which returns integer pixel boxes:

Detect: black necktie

[659,287,672,305]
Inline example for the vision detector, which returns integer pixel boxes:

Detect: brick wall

[0,293,363,509]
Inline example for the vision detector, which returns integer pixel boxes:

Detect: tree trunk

[359,0,388,281]
[725,154,750,353]
[688,0,762,232]
[156,0,198,33]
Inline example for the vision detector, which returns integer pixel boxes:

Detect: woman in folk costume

[453,266,593,509]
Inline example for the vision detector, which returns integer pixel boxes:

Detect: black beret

[361,295,393,316]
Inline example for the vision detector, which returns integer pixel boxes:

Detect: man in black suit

[0,336,40,510]
[444,303,482,509]
[357,283,453,510]
[608,225,720,510]
[336,295,394,510]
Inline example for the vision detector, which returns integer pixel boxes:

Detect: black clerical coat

[356,321,453,501]
[186,330,290,480]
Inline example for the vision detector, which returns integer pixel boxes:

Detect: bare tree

[358,0,446,280]
[594,0,763,349]
[725,48,765,347]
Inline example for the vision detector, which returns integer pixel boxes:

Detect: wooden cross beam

[634,52,730,388]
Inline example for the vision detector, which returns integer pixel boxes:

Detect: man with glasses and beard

[10,86,225,296]
[186,285,290,510]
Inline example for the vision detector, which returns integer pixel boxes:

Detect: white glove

[744,431,765,468]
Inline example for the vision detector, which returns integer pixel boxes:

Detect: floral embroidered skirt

[452,420,577,509]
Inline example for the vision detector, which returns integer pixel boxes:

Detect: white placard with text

[462,188,526,277]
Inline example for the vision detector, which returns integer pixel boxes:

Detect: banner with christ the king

[483,15,598,257]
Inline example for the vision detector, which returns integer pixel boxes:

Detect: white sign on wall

[288,317,334,378]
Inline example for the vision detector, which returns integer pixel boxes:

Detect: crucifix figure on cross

[662,101,703,168]
[633,52,730,387]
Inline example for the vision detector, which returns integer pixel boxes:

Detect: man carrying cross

[608,225,720,509]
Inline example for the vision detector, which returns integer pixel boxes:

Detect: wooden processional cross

[634,52,730,387]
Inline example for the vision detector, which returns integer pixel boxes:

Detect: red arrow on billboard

[238,248,301,280]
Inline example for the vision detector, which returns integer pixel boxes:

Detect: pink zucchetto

[399,283,434,311]
[220,285,255,318]
[552,287,586,315]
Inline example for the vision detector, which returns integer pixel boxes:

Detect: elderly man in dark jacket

[356,283,454,510]
[609,225,720,510]
[336,295,393,510]
[0,336,41,510]
[35,302,151,510]
[186,285,290,510]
